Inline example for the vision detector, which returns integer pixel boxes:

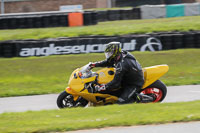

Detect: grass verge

[1,16,200,41]
[0,100,200,133]
[0,49,199,97]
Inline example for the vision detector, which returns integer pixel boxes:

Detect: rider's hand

[86,62,95,72]
[95,84,106,92]
[89,62,95,69]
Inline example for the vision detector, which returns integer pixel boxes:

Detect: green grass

[0,49,199,97]
[1,16,200,41]
[0,100,200,133]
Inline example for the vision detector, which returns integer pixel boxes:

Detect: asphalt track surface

[67,121,200,133]
[0,85,200,114]
[0,85,200,133]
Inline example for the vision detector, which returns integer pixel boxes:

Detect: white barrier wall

[184,3,200,16]
[141,5,166,19]
[141,3,200,19]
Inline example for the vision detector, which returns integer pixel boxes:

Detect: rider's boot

[136,93,155,103]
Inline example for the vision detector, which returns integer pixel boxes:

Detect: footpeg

[137,94,155,103]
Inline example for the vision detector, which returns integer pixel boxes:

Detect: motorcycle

[57,64,169,108]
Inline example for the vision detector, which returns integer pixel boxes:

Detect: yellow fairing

[142,64,169,89]
[96,68,115,84]
[68,68,96,92]
[66,87,118,105]
[66,67,117,105]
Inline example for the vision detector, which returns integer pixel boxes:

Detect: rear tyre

[57,91,88,109]
[139,80,167,103]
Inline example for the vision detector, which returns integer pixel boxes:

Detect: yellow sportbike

[57,64,169,108]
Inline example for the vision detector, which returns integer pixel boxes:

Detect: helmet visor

[105,52,113,59]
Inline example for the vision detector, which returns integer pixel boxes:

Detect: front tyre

[139,80,167,103]
[57,91,88,109]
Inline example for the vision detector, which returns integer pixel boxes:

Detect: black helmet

[104,42,122,61]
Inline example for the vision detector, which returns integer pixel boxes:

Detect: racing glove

[86,62,96,72]
[95,84,106,92]
[89,62,96,69]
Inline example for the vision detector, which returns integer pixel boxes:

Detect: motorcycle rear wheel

[139,80,167,103]
[57,91,88,109]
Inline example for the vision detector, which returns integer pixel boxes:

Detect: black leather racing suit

[94,51,144,104]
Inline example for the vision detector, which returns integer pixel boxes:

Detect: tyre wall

[0,3,199,29]
[0,8,141,29]
[0,11,97,29]
[0,31,200,57]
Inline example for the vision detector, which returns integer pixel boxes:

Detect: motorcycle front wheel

[57,91,88,109]
[139,80,167,103]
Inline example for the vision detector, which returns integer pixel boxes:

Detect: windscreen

[78,64,92,79]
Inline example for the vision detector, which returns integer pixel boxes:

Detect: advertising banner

[1,31,199,58]
[16,36,163,57]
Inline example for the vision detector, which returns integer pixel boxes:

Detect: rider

[89,42,144,104]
